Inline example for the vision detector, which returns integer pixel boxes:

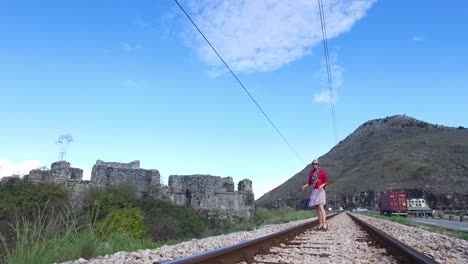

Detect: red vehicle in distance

[379,191,408,216]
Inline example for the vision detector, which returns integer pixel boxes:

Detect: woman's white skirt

[309,188,326,207]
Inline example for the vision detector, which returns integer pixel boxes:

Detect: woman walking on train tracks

[301,159,329,230]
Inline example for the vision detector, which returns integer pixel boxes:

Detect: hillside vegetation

[256,115,468,209]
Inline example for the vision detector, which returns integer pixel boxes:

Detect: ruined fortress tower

[159,175,254,220]
[26,161,84,182]
[24,161,94,209]
[91,160,160,198]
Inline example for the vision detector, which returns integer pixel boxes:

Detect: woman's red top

[308,168,328,189]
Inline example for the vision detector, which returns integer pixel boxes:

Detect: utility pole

[335,193,337,211]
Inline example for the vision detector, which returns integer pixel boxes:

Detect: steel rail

[162,214,338,264]
[348,213,439,264]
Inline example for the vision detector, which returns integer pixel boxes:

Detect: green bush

[243,192,255,205]
[98,208,147,239]
[83,184,136,217]
[0,193,15,219]
[98,231,161,253]
[137,198,209,240]
[221,219,256,233]
[456,232,468,240]
[0,179,70,258]
[254,207,273,225]
[1,207,160,264]
[18,182,69,211]
[0,179,68,220]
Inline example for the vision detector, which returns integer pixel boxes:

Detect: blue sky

[1,0,467,198]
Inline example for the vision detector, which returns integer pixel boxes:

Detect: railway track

[163,213,438,264]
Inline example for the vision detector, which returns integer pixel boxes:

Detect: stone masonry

[25,160,254,222]
[91,160,160,198]
[24,161,93,210]
[26,161,84,183]
[159,175,254,221]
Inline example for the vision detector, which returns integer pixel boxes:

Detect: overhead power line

[318,0,338,144]
[174,0,306,164]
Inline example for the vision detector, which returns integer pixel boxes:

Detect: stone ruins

[155,175,254,221]
[24,161,93,210]
[24,160,254,221]
[91,160,160,198]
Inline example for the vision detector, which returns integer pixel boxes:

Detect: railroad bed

[61,213,468,264]
[241,213,397,264]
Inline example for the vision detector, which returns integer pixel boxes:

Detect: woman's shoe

[323,222,329,231]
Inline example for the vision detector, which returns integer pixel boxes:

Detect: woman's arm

[302,170,313,190]
[318,169,329,188]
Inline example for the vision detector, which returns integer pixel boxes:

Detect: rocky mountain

[255,115,468,210]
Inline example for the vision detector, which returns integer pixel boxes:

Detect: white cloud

[0,158,43,177]
[314,52,343,103]
[121,42,143,52]
[82,169,91,180]
[412,35,424,42]
[181,0,376,73]
[125,79,138,87]
[314,90,333,103]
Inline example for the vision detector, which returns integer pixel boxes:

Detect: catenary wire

[318,0,339,143]
[174,0,306,164]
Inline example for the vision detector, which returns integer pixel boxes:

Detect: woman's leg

[315,205,323,228]
[318,204,327,229]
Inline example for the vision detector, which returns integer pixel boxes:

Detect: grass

[361,212,412,225]
[0,205,313,264]
[0,206,172,264]
[3,228,167,264]
[456,232,468,240]
[255,207,315,225]
[361,212,468,241]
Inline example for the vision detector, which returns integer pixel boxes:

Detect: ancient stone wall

[166,175,254,221]
[169,175,235,193]
[51,161,70,171]
[66,180,95,210]
[25,169,47,182]
[91,160,160,198]
[95,160,140,169]
[24,161,83,183]
[238,179,253,192]
[0,176,19,185]
[24,160,255,222]
[70,168,83,180]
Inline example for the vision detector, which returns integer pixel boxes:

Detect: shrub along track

[164,213,438,264]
